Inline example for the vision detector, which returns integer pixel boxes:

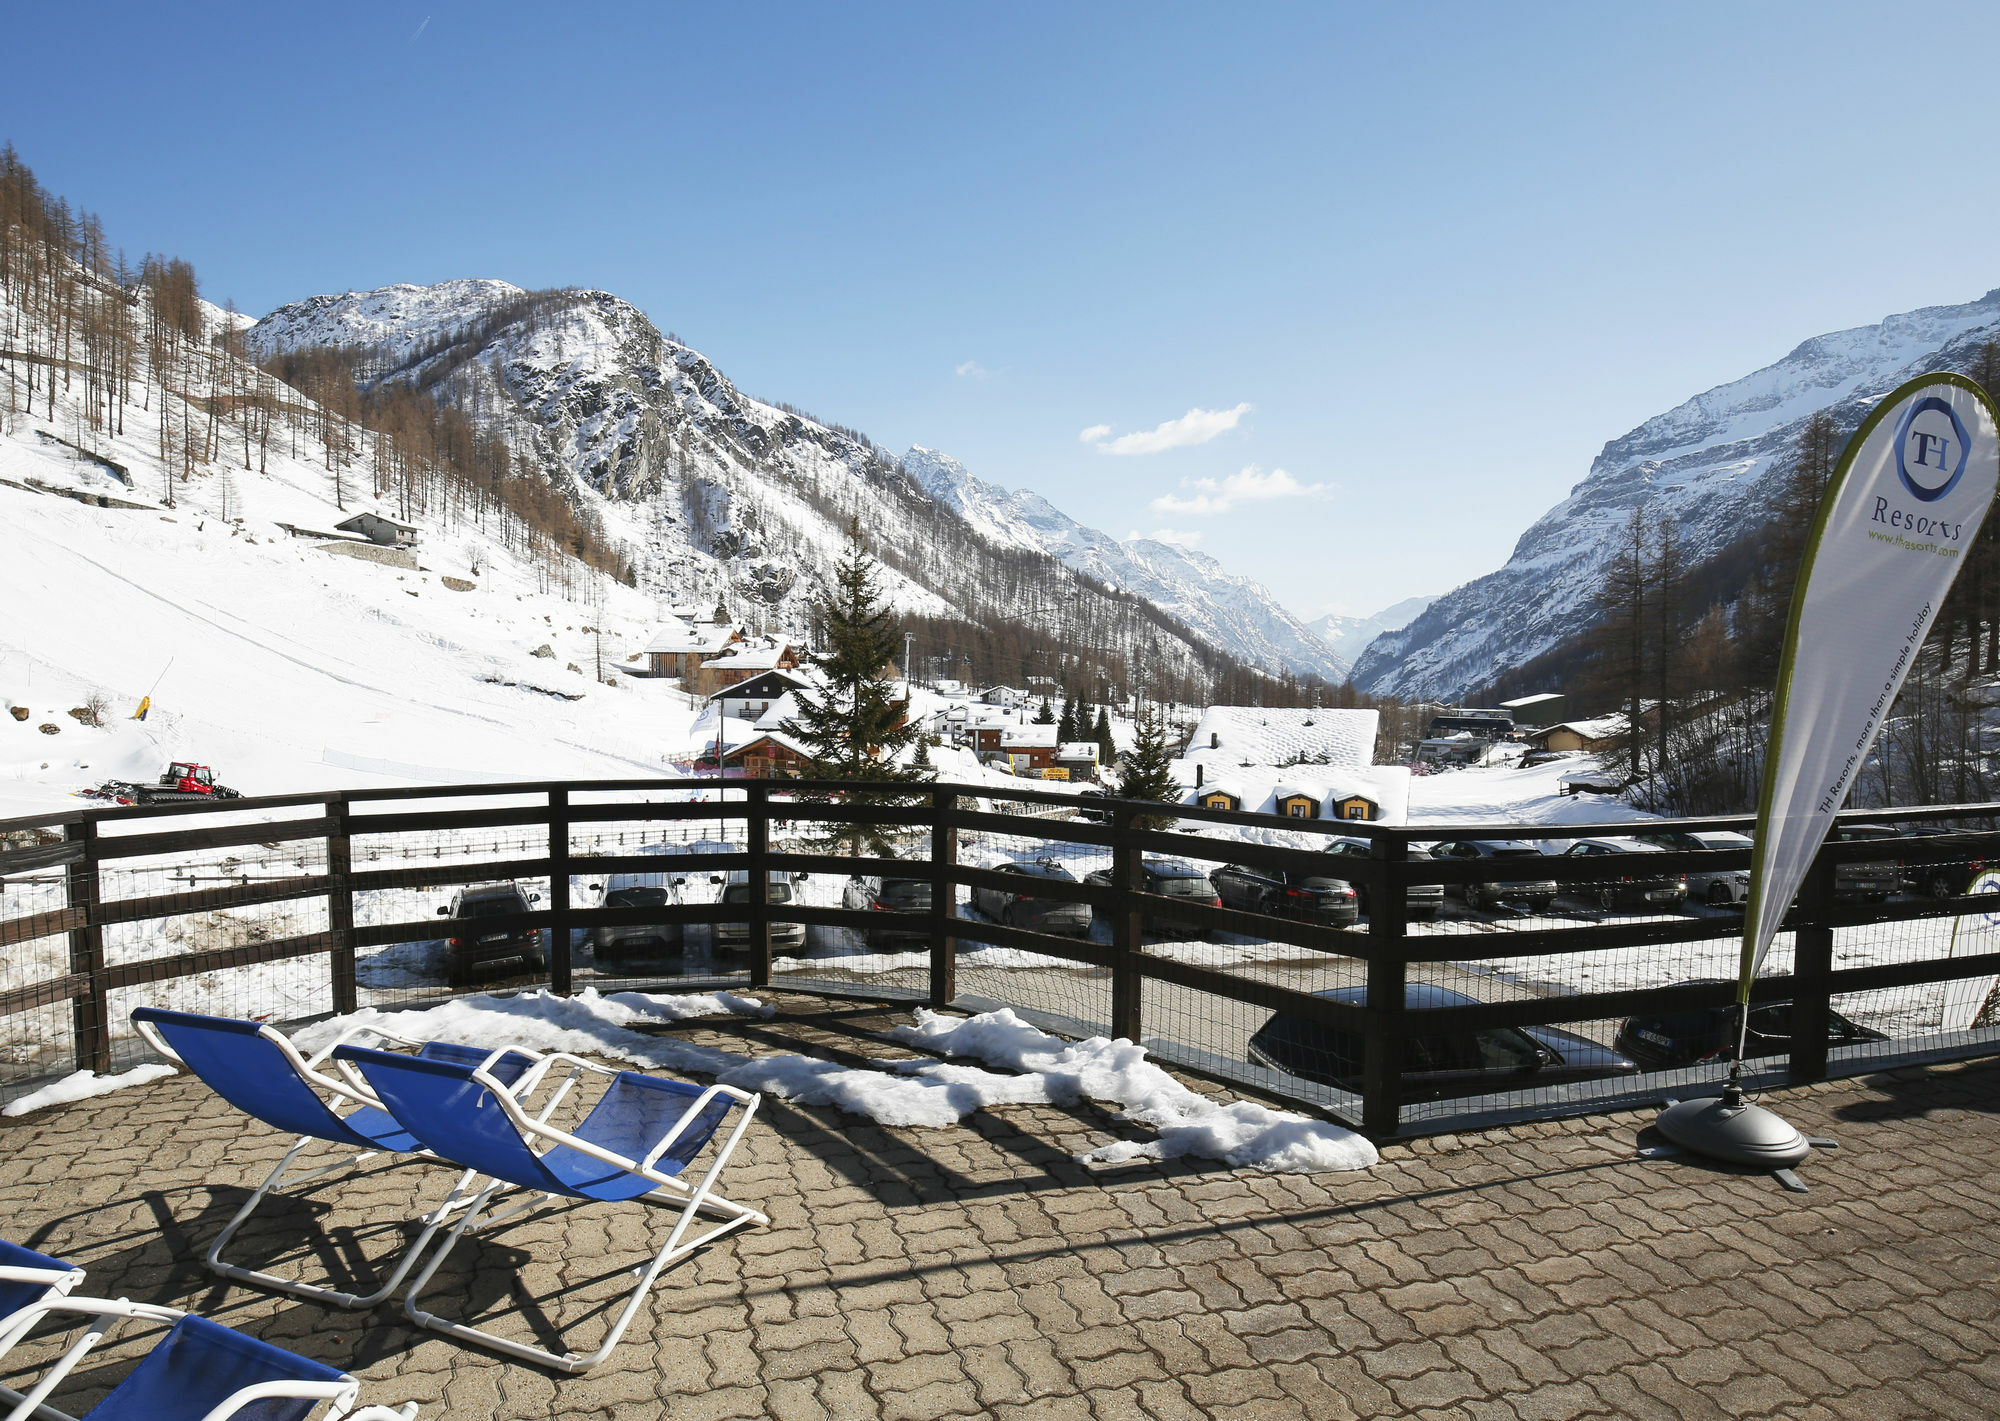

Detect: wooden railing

[3,779,1998,1137]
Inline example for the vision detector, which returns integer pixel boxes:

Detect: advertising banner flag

[1742,374,2000,996]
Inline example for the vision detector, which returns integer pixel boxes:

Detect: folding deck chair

[0,1243,83,1362]
[0,1294,416,1421]
[334,1044,767,1373]
[129,1007,541,1309]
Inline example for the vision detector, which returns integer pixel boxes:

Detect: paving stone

[2,993,1996,1421]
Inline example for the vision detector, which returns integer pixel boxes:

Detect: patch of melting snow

[3,1062,177,1117]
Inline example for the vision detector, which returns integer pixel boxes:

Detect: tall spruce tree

[1034,696,1055,725]
[1115,707,1182,828]
[1057,690,1078,743]
[1094,706,1115,764]
[789,519,923,783]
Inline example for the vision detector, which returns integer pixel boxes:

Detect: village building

[1187,767,1411,825]
[1181,705,1379,781]
[333,511,421,548]
[1524,716,1625,754]
[686,642,802,697]
[998,722,1060,774]
[719,729,817,779]
[708,668,815,721]
[641,619,743,680]
[1054,742,1101,782]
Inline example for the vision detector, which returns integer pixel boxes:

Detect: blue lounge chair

[129,1007,541,1310]
[0,1294,416,1421]
[335,1044,766,1373]
[0,1241,83,1361]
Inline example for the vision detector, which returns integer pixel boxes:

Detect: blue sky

[11,2,2000,625]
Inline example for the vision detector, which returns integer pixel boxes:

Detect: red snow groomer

[87,762,245,806]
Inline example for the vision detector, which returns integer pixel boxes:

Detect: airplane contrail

[409,14,430,41]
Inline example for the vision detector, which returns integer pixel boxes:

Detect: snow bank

[718,1055,1061,1128]
[891,1007,1378,1173]
[288,987,770,1076]
[3,1062,177,1117]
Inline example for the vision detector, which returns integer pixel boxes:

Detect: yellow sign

[1041,767,1070,781]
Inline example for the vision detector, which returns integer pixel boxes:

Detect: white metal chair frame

[0,1263,84,1362]
[133,1017,585,1311]
[0,1295,416,1421]
[386,1051,767,1374]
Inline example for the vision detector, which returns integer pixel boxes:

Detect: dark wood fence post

[747,782,772,988]
[1788,854,1836,1085]
[928,788,958,1009]
[64,818,109,1074]
[327,794,356,1016]
[1363,832,1409,1138]
[1110,808,1143,1042]
[548,787,573,996]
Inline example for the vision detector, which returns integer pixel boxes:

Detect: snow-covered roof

[703,642,795,671]
[335,510,420,533]
[644,619,738,655]
[708,667,813,701]
[1541,716,1626,739]
[1001,723,1060,748]
[1057,742,1100,761]
[724,728,816,762]
[1178,764,1412,825]
[1181,706,1378,772]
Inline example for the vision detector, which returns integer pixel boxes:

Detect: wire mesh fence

[4,782,1999,1133]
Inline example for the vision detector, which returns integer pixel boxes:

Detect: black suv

[1894,826,1990,898]
[1083,858,1222,937]
[1209,862,1359,928]
[842,873,933,948]
[1323,838,1445,922]
[1427,839,1557,911]
[1614,984,1885,1068]
[1560,838,1687,911]
[437,882,546,986]
[1247,983,1640,1101]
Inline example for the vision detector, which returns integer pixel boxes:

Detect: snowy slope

[899,445,1348,682]
[1353,288,2000,699]
[247,283,1254,693]
[0,285,721,818]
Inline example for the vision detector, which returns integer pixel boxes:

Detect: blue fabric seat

[128,1006,534,1311]
[333,1044,766,1373]
[0,1238,84,1361]
[0,1295,416,1421]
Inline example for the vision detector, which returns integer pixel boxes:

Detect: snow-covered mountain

[1352,288,2000,699]
[1314,596,1436,668]
[898,445,1348,682]
[247,281,1293,692]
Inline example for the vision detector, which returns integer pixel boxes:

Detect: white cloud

[1082,403,1251,455]
[1147,464,1330,518]
[1129,527,1204,547]
[955,360,988,379]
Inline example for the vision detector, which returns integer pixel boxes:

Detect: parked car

[588,872,685,971]
[1894,826,1990,898]
[1323,837,1444,922]
[1614,983,1887,1068]
[1559,838,1688,911]
[1073,790,1112,825]
[842,872,932,947]
[437,882,546,986]
[1209,861,1359,928]
[1633,829,1752,908]
[711,870,808,954]
[1246,982,1641,1102]
[1082,858,1222,936]
[970,859,1093,936]
[1828,824,1903,902]
[1425,839,1557,911]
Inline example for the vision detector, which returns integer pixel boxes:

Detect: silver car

[971,859,1092,937]
[1636,830,1752,907]
[712,870,808,953]
[588,872,685,970]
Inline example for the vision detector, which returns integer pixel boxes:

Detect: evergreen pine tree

[1094,707,1115,764]
[788,519,922,784]
[1115,707,1182,828]
[1057,689,1078,744]
[1034,696,1055,725]
[912,736,933,771]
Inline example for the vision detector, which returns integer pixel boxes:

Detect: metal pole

[928,788,957,1009]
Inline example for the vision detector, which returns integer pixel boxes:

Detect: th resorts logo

[1894,395,1970,502]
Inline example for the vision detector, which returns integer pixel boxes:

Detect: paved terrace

[1,992,1996,1421]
